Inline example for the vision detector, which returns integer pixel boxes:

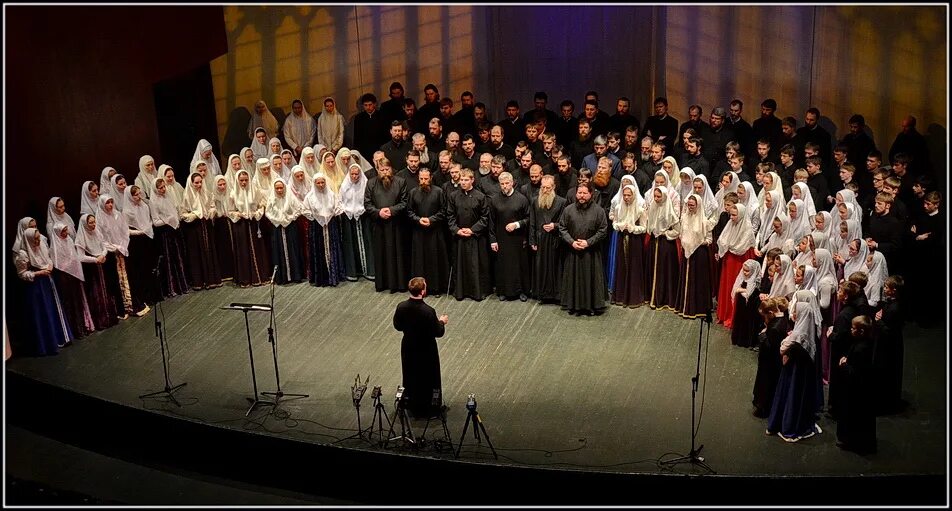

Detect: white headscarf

[251,127,271,160]
[679,193,711,259]
[266,178,302,228]
[109,174,127,212]
[691,174,718,218]
[191,139,222,178]
[317,97,345,150]
[791,182,817,218]
[225,153,243,188]
[757,189,787,249]
[20,228,53,270]
[833,219,862,259]
[299,146,320,179]
[150,178,181,229]
[345,148,374,174]
[268,137,284,157]
[838,202,862,224]
[786,199,812,243]
[49,222,84,281]
[714,171,740,211]
[159,165,185,207]
[99,167,117,197]
[645,170,681,214]
[13,217,35,254]
[614,184,645,232]
[611,175,638,213]
[97,195,129,256]
[303,173,343,227]
[811,211,834,241]
[813,248,838,293]
[283,99,317,151]
[769,254,797,299]
[731,259,761,301]
[231,169,262,220]
[134,155,158,199]
[645,185,679,237]
[757,170,785,207]
[864,251,889,307]
[738,181,759,220]
[75,213,107,257]
[123,185,154,239]
[211,175,232,218]
[798,264,818,296]
[760,213,790,254]
[240,147,257,174]
[248,100,279,140]
[675,165,695,202]
[80,180,99,216]
[716,203,756,258]
[843,232,870,277]
[271,153,290,182]
[253,158,275,198]
[289,165,311,202]
[321,151,345,193]
[833,189,863,219]
[281,149,299,171]
[338,163,368,219]
[782,292,820,361]
[46,197,76,241]
[180,173,212,219]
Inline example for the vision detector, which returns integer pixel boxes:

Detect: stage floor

[5,278,947,481]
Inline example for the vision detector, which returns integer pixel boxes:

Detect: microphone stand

[139,255,187,406]
[261,265,309,408]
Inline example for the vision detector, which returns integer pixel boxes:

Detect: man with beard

[570,119,595,169]
[507,150,533,189]
[678,104,709,143]
[751,98,783,155]
[380,81,408,125]
[530,175,567,303]
[681,136,710,178]
[410,132,433,171]
[455,134,481,172]
[558,182,609,315]
[354,93,388,161]
[489,172,531,301]
[444,132,461,157]
[451,90,477,137]
[578,99,608,138]
[363,158,410,293]
[501,100,526,147]
[555,99,579,148]
[477,152,494,179]
[447,169,492,301]
[433,150,453,188]
[407,169,450,295]
[637,136,654,172]
[643,96,679,152]
[487,124,516,160]
[522,91,560,131]
[394,276,448,418]
[582,134,621,179]
[402,98,421,136]
[554,155,578,198]
[621,152,651,192]
[623,126,640,156]
[398,150,424,192]
[414,83,442,130]
[703,107,736,168]
[796,107,834,172]
[474,102,492,126]
[609,97,640,138]
[566,168,601,206]
[479,154,507,198]
[426,117,446,153]
[520,164,544,203]
[381,121,411,171]
[727,99,754,156]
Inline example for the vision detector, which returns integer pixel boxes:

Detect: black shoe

[519,294,528,302]
[498,295,508,301]
[433,294,442,298]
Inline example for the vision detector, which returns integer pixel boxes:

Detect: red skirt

[716,248,756,327]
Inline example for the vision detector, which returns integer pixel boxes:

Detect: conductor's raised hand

[439,314,449,325]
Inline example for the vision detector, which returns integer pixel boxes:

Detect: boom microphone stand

[261,265,309,407]
[660,309,715,473]
[139,255,187,405]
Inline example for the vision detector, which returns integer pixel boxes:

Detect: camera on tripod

[395,385,406,401]
[466,393,477,411]
[370,385,382,399]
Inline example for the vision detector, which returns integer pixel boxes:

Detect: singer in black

[394,277,448,418]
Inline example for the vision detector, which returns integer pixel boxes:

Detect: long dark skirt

[340,215,375,282]
[730,289,761,347]
[308,217,346,287]
[452,235,492,301]
[24,274,72,355]
[560,246,608,314]
[677,245,714,319]
[153,225,190,298]
[837,360,877,453]
[296,215,313,282]
[81,261,119,331]
[370,218,409,292]
[767,344,820,441]
[401,336,442,418]
[213,217,236,281]
[231,218,270,287]
[102,252,127,318]
[126,234,161,310]
[53,269,95,339]
[181,218,222,290]
[611,231,646,307]
[752,328,781,417]
[532,230,563,303]
[647,235,680,311]
[410,225,450,295]
[271,223,305,284]
[717,248,756,327]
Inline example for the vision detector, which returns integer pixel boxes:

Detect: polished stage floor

[5,277,947,502]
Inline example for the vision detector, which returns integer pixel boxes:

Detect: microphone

[271,265,278,283]
[152,254,164,275]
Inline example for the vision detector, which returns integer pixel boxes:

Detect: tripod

[420,389,453,452]
[260,266,308,406]
[384,387,417,449]
[220,303,276,417]
[366,387,393,446]
[139,256,187,405]
[455,395,497,459]
[660,310,715,473]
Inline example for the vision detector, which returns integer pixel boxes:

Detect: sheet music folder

[219,302,273,312]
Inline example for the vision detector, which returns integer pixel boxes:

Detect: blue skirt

[606,229,619,293]
[25,274,72,356]
[767,343,819,441]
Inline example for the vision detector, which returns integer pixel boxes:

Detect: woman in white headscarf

[270,153,290,183]
[674,165,695,204]
[134,155,159,199]
[13,217,36,256]
[224,153,244,189]
[842,236,870,280]
[99,167,118,198]
[661,156,681,186]
[49,221,94,339]
[812,248,839,384]
[606,175,637,294]
[266,177,305,284]
[227,169,271,287]
[282,98,317,157]
[13,227,73,354]
[208,174,236,282]
[768,254,797,300]
[319,149,345,193]
[317,97,345,154]
[179,171,222,290]
[610,182,647,307]
[831,189,863,219]
[121,185,159,316]
[288,165,310,202]
[79,180,100,216]
[280,149,299,173]
[644,185,680,311]
[644,170,681,217]
[109,173,129,212]
[755,190,787,255]
[268,137,284,158]
[251,127,270,160]
[191,139,222,178]
[46,196,76,241]
[299,146,320,179]
[150,177,189,297]
[677,193,715,318]
[714,171,740,212]
[247,100,279,140]
[74,213,120,330]
[786,199,812,246]
[337,163,374,282]
[757,170,785,207]
[691,174,719,220]
[96,195,134,319]
[715,202,757,327]
[790,182,817,220]
[241,146,257,174]
[303,172,346,287]
[863,250,888,308]
[736,181,761,237]
[729,258,762,348]
[159,165,185,208]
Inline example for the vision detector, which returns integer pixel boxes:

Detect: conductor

[394,276,449,418]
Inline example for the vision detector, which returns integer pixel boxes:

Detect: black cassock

[394,297,446,417]
[447,187,492,301]
[407,186,450,294]
[752,314,788,418]
[529,195,567,302]
[363,176,410,292]
[489,190,531,298]
[558,200,609,314]
[836,331,877,454]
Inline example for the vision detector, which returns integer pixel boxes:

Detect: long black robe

[126,233,161,309]
[752,314,789,417]
[836,331,877,454]
[407,186,450,294]
[271,222,305,284]
[231,217,270,287]
[181,218,222,290]
[558,200,609,314]
[827,299,863,420]
[447,187,492,301]
[153,224,190,298]
[612,230,647,307]
[212,216,236,281]
[363,176,410,292]
[489,190,531,298]
[529,194,567,302]
[394,297,446,418]
[873,296,904,414]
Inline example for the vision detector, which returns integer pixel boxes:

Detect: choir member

[446,168,491,301]
[178,172,222,290]
[122,185,160,314]
[134,155,159,199]
[644,185,680,311]
[530,175,567,304]
[319,150,345,193]
[300,146,320,179]
[241,146,256,174]
[191,138,222,178]
[606,175,638,290]
[677,194,715,318]
[558,182,609,315]
[730,259,762,348]
[266,178,306,284]
[248,100,279,140]
[162,165,185,207]
[150,177,190,297]
[79,180,99,216]
[283,98,317,158]
[339,163,375,282]
[752,297,788,417]
[873,275,905,414]
[210,175,236,281]
[96,195,134,318]
[99,167,117,199]
[228,169,271,287]
[768,254,797,300]
[826,280,865,420]
[715,203,757,326]
[489,172,531,301]
[46,196,76,240]
[74,214,119,330]
[251,127,270,159]
[736,181,761,238]
[13,228,73,354]
[49,221,94,339]
[813,248,839,383]
[303,172,346,287]
[407,169,450,295]
[835,315,877,454]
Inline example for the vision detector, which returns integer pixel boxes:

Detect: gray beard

[538,191,554,210]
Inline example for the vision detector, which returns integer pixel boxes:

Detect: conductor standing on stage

[394,276,449,417]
